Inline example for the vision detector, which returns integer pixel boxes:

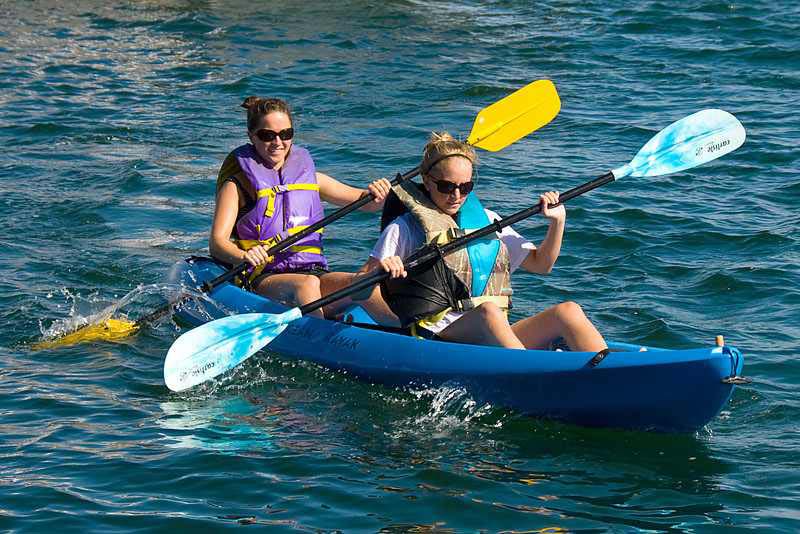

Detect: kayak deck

[169,257,744,433]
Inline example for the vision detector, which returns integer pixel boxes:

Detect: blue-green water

[2,0,799,531]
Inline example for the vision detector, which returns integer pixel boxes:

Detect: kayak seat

[340,304,379,325]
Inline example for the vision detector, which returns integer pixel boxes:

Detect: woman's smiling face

[249,111,293,169]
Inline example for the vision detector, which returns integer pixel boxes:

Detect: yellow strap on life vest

[235,241,322,257]
[236,243,324,285]
[236,226,324,251]
[237,236,282,251]
[410,308,452,339]
[288,225,324,236]
[286,245,323,255]
[416,307,451,329]
[257,183,321,217]
[243,244,323,284]
[428,227,479,245]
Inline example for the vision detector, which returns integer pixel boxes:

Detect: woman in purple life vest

[210,96,396,322]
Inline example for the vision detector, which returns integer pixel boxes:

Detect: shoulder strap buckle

[446,228,467,241]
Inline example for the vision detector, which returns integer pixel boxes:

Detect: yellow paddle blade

[32,318,140,349]
[467,79,561,152]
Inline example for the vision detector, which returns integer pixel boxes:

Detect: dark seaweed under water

[1,1,799,532]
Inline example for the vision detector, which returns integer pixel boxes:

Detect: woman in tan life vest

[359,132,607,351]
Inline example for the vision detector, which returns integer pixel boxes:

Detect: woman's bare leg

[319,272,400,326]
[437,303,525,349]
[253,273,324,318]
[511,301,606,351]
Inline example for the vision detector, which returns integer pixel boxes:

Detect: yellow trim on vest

[235,227,323,251]
[285,183,320,191]
[237,236,281,250]
[412,307,452,338]
[428,231,451,246]
[287,225,324,236]
[428,227,476,245]
[236,240,323,257]
[288,245,322,255]
[237,244,323,285]
[216,151,243,192]
[257,183,321,217]
[409,323,423,339]
[247,262,269,282]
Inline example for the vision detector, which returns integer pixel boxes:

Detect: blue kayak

[169,256,745,433]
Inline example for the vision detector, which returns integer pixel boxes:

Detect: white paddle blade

[613,109,745,179]
[163,308,302,392]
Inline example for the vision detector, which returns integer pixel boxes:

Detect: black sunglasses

[432,178,474,195]
[254,127,294,143]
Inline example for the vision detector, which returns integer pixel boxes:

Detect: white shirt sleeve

[370,214,423,260]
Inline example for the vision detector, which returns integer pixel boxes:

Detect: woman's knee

[475,302,506,324]
[363,283,382,301]
[553,301,586,323]
[293,275,321,299]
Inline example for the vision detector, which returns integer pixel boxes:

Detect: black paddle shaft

[201,165,422,292]
[300,171,616,315]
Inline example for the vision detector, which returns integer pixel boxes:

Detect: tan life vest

[390,181,513,330]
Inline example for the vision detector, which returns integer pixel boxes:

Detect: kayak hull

[169,257,743,433]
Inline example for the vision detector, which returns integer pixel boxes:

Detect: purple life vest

[233,143,328,273]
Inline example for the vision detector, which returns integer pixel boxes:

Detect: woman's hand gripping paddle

[36,80,561,349]
[164,108,745,392]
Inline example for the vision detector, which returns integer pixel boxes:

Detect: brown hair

[241,96,293,132]
[420,131,477,177]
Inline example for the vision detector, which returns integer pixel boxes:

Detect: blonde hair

[420,131,477,177]
[241,96,293,132]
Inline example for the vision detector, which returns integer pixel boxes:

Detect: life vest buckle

[446,228,467,241]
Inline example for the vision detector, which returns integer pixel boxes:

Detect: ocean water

[2,0,799,531]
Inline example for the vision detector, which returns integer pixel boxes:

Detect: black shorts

[247,265,330,289]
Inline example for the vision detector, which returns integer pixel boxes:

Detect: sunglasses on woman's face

[254,127,294,143]
[432,178,474,195]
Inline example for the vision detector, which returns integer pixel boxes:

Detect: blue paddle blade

[163,307,302,392]
[612,109,746,179]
